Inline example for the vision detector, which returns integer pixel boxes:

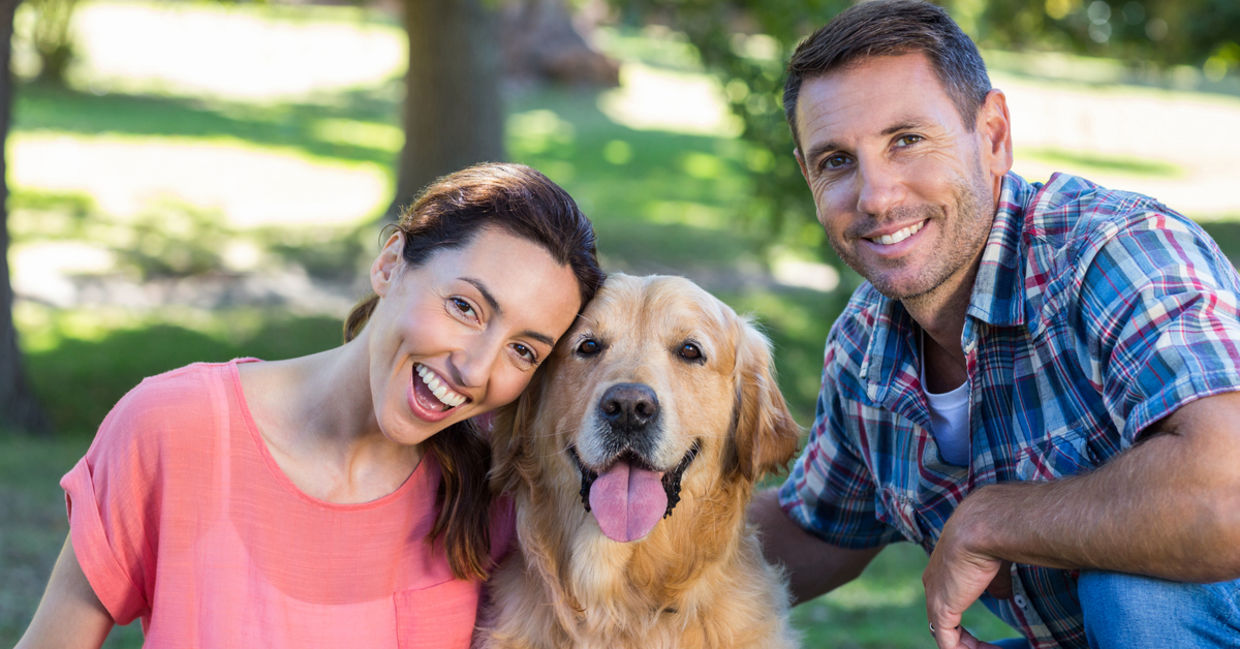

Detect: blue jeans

[991,571,1240,648]
[1078,571,1240,647]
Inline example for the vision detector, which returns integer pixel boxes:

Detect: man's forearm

[749,488,883,604]
[951,394,1240,582]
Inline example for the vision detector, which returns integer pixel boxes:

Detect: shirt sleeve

[61,373,190,625]
[778,342,904,549]
[1077,209,1240,444]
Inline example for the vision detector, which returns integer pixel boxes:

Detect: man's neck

[904,264,979,393]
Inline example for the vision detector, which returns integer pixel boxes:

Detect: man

[750,1,1240,648]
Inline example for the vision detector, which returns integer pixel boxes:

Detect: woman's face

[366,226,582,446]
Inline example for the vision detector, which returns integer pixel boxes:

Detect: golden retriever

[478,273,802,649]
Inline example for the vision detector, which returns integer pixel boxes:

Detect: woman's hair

[344,162,604,580]
[782,0,992,149]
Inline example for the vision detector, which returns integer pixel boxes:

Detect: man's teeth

[872,221,925,245]
[415,364,466,408]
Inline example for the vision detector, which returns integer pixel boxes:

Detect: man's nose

[855,158,904,217]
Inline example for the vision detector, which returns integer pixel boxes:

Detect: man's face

[794,53,1010,303]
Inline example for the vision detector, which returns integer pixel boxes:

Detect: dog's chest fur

[478,512,798,649]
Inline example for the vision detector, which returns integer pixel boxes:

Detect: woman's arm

[15,535,115,649]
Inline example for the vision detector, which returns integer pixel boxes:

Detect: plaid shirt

[780,172,1240,648]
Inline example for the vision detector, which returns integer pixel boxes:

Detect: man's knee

[1078,571,1240,648]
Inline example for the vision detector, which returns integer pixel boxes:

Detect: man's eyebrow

[804,140,843,166]
[461,277,556,346]
[881,119,925,136]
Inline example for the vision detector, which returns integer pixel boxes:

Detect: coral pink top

[61,359,511,648]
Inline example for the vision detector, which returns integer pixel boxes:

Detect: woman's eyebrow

[461,277,501,314]
[461,277,556,346]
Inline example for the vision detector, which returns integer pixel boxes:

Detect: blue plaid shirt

[780,172,1240,648]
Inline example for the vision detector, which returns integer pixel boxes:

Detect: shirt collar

[967,172,1035,329]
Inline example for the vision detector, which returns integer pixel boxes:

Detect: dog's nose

[599,383,659,431]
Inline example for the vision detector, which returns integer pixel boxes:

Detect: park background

[2,0,1239,646]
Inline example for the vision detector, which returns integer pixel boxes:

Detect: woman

[16,162,605,649]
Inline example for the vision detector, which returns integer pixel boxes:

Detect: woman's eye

[576,338,602,356]
[512,343,537,365]
[450,297,477,319]
[677,341,703,361]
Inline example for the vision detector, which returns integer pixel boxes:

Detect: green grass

[0,434,144,647]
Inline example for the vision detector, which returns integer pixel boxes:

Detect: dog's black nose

[599,383,659,431]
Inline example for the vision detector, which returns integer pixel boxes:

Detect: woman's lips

[406,363,468,423]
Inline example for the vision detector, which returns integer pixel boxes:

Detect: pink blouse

[62,359,511,648]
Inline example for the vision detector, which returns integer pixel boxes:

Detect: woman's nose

[449,333,503,388]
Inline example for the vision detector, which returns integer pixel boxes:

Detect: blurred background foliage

[2,0,1240,647]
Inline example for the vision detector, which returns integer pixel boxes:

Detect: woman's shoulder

[93,359,254,453]
[113,359,245,413]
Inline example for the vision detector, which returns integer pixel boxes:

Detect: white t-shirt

[920,333,971,466]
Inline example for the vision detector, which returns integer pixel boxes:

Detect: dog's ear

[729,319,802,482]
[489,366,547,494]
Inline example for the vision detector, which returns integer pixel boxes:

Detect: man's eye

[895,134,923,147]
[822,154,849,170]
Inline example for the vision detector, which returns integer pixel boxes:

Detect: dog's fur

[479,273,802,649]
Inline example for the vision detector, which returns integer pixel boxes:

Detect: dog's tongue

[588,461,667,543]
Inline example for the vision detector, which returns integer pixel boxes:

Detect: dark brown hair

[345,162,604,580]
[783,0,991,148]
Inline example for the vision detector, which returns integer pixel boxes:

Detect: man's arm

[749,487,884,604]
[15,535,114,649]
[924,390,1240,647]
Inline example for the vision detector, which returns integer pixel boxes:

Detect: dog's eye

[677,342,703,361]
[576,338,602,356]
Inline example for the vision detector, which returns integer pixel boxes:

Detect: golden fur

[478,273,802,649]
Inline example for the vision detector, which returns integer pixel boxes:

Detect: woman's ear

[370,231,405,296]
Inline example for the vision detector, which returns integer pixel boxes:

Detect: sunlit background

[3,0,1239,646]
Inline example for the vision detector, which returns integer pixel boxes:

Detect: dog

[478,273,802,649]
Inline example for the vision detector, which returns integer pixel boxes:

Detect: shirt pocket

[394,578,481,649]
[1012,427,1097,482]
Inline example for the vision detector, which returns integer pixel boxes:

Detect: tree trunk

[503,0,619,86]
[392,0,505,218]
[0,0,50,435]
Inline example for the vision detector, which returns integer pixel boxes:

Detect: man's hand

[929,623,1003,649]
[923,505,1004,649]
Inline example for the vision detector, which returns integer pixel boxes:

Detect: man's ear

[977,89,1014,180]
[370,231,405,297]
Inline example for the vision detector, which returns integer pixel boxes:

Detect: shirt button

[1013,594,1028,609]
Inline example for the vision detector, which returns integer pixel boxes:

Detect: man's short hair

[783,0,992,148]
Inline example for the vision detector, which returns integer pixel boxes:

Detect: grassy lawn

[4,1,1240,646]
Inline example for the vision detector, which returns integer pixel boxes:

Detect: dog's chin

[567,441,700,521]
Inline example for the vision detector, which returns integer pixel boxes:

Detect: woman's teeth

[415,364,466,409]
[872,220,925,245]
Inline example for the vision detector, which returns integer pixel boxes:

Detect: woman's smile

[413,363,467,409]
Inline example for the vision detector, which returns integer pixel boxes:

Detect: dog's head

[492,273,801,544]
